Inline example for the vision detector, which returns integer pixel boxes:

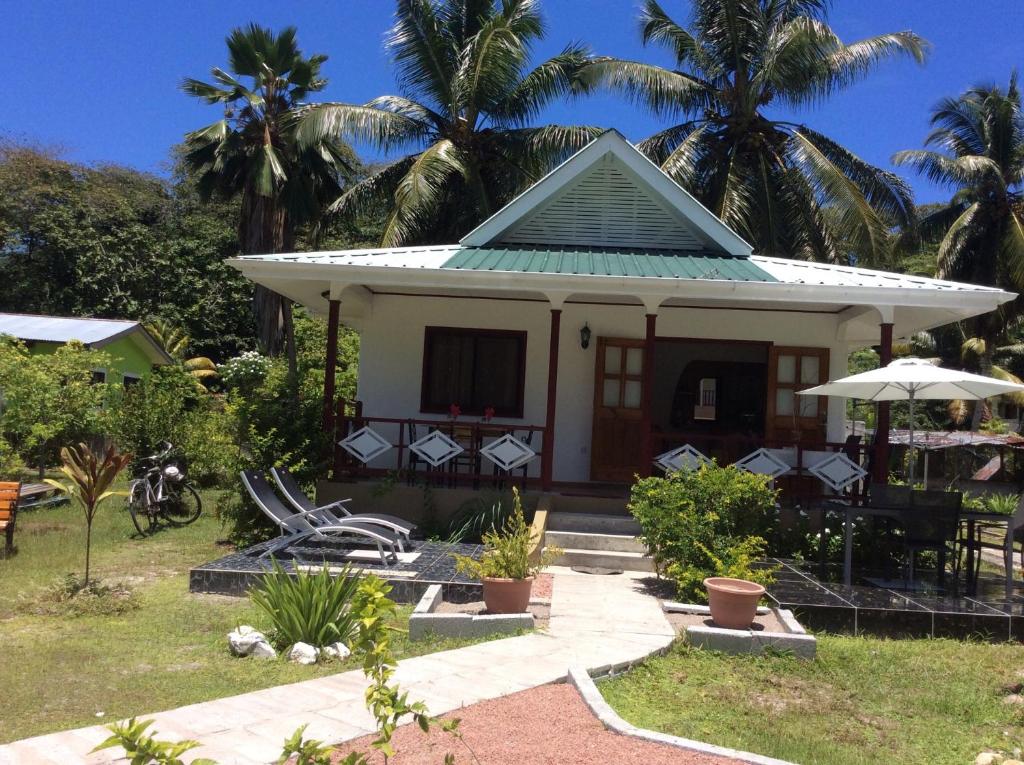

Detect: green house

[0,313,172,384]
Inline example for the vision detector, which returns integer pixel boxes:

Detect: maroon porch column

[322,297,341,433]
[640,313,657,477]
[875,322,894,483]
[541,308,561,492]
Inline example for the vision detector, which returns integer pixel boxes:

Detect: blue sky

[3,0,1021,203]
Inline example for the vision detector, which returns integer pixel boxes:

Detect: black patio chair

[239,470,402,564]
[959,494,1024,591]
[902,489,963,588]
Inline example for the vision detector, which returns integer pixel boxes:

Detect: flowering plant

[448,403,461,420]
[219,351,271,389]
[482,406,495,422]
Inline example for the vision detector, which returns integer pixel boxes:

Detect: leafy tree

[296,0,600,245]
[0,142,256,362]
[0,337,112,477]
[145,319,219,386]
[894,74,1024,425]
[181,24,357,360]
[583,0,927,263]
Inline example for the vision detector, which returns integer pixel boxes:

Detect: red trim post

[541,309,561,491]
[875,322,894,483]
[640,313,657,477]
[322,298,341,433]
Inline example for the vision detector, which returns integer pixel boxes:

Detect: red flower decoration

[448,403,461,419]
[483,406,496,422]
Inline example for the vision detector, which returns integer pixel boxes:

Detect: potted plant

[704,576,766,629]
[452,488,560,613]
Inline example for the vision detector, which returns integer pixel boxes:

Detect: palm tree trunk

[240,190,291,357]
[282,300,299,405]
[971,335,997,430]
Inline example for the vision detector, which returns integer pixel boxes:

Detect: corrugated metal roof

[441,247,776,281]
[751,256,1002,293]
[0,313,140,344]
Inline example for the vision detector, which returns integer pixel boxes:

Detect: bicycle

[126,441,202,535]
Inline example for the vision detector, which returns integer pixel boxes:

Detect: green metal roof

[441,247,777,281]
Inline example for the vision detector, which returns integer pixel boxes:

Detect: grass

[599,637,1024,765]
[0,491,487,743]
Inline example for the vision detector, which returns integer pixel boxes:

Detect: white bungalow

[230,131,1012,502]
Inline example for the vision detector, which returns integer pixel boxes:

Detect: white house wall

[354,293,855,483]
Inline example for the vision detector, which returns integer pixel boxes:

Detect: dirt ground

[664,608,788,634]
[331,683,741,764]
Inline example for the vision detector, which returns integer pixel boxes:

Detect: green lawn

[599,637,1024,765]
[0,493,482,743]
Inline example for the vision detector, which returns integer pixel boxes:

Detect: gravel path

[331,683,741,764]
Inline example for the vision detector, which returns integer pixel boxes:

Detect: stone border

[568,666,798,765]
[664,602,816,659]
[408,584,534,641]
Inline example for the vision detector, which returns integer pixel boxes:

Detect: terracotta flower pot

[482,576,534,614]
[704,577,765,629]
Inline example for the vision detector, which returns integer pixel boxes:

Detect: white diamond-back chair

[240,471,402,565]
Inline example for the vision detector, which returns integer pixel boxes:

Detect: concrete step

[547,547,655,573]
[546,511,640,536]
[545,529,647,554]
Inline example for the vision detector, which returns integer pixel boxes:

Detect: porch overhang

[228,246,1013,345]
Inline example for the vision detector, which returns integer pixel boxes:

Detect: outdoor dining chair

[959,494,1024,593]
[902,489,963,588]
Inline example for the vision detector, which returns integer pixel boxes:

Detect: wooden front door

[591,337,646,482]
[765,346,830,443]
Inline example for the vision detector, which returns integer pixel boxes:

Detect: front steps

[544,512,653,573]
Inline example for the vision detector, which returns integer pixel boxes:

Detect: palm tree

[181,25,355,358]
[145,320,219,386]
[296,0,600,246]
[582,0,927,263]
[894,75,1024,426]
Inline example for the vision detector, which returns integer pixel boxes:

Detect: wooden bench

[0,481,20,557]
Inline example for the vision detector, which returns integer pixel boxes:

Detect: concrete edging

[408,584,533,641]
[568,666,798,765]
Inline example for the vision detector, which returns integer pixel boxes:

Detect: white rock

[320,641,351,660]
[228,625,270,656]
[975,753,1000,765]
[287,642,319,665]
[250,640,277,659]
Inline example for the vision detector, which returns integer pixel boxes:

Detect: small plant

[45,442,131,586]
[451,487,560,580]
[278,724,332,765]
[248,560,362,650]
[984,493,1020,516]
[218,350,271,389]
[24,573,140,617]
[445,493,511,543]
[92,717,215,765]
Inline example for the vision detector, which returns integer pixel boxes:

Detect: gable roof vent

[495,159,705,251]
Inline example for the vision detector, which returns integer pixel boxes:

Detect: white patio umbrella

[798,358,1024,483]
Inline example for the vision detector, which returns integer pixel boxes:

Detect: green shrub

[248,560,362,649]
[24,573,140,617]
[628,463,779,602]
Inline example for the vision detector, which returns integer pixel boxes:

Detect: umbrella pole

[908,390,916,485]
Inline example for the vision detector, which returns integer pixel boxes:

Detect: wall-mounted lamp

[579,323,592,350]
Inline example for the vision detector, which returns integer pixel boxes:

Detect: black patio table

[829,499,1012,596]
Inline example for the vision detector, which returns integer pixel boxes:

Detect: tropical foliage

[296,0,600,245]
[44,443,131,586]
[582,0,927,263]
[181,24,357,356]
[894,75,1024,424]
[248,560,362,649]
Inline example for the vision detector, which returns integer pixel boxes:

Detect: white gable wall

[353,293,850,483]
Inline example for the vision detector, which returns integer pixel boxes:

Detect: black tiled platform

[766,558,1024,641]
[190,538,484,604]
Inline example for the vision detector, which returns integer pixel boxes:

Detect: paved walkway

[0,568,675,764]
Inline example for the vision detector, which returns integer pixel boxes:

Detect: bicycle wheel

[163,481,202,526]
[126,484,153,536]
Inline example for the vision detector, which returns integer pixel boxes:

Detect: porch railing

[650,430,872,506]
[331,400,547,490]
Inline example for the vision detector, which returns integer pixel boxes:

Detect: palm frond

[294,102,430,151]
[892,150,1005,190]
[808,31,929,100]
[935,202,981,279]
[579,57,713,118]
[327,154,419,221]
[387,0,457,110]
[490,44,593,126]
[383,139,468,246]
